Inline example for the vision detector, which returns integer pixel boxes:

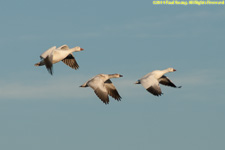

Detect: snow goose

[80,74,123,104]
[135,68,181,96]
[35,45,84,75]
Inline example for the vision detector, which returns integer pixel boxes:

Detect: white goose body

[135,68,181,96]
[80,74,123,104]
[35,45,84,75]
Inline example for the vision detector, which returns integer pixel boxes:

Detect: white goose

[35,45,84,75]
[80,74,123,104]
[135,68,181,96]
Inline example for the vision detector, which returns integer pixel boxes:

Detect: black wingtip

[114,96,122,101]
[146,86,163,96]
[103,101,109,105]
[47,69,53,75]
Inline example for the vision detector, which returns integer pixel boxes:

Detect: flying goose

[135,68,181,96]
[80,74,123,104]
[35,45,84,75]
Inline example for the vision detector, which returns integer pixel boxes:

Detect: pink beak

[80,48,84,51]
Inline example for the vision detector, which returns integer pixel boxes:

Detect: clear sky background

[0,0,225,150]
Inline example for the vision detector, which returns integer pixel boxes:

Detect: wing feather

[58,45,70,50]
[44,56,53,75]
[141,75,163,96]
[104,79,122,101]
[158,75,182,88]
[61,54,79,69]
[94,88,109,104]
[146,85,163,96]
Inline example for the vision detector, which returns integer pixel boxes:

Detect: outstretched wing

[61,54,79,70]
[158,75,182,88]
[104,79,122,101]
[88,76,110,104]
[94,88,109,104]
[146,85,163,96]
[58,45,69,50]
[44,56,53,75]
[141,76,163,96]
[40,46,56,59]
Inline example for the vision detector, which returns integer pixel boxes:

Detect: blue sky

[0,0,225,150]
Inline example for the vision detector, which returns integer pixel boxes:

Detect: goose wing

[141,76,163,96]
[58,45,69,50]
[88,76,110,104]
[40,46,56,59]
[61,54,79,69]
[104,79,121,101]
[94,88,109,104]
[44,55,53,75]
[146,85,162,96]
[158,75,182,88]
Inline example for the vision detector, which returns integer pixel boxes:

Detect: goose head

[73,46,84,52]
[112,73,123,78]
[167,67,176,72]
